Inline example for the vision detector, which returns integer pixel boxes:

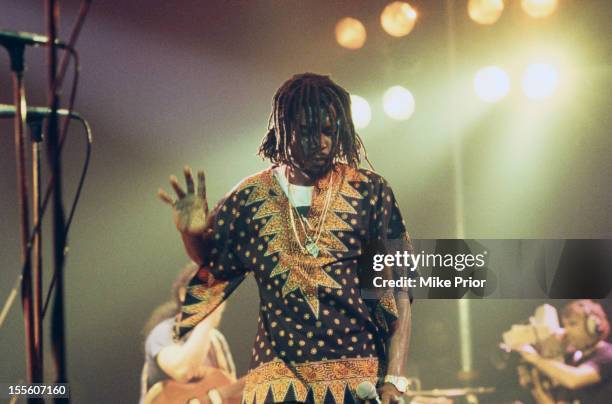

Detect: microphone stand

[30,117,45,388]
[45,2,69,401]
[2,27,43,390]
[3,5,83,399]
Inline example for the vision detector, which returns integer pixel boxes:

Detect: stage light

[473,66,510,102]
[350,95,372,129]
[383,86,415,121]
[522,63,558,99]
[335,17,367,50]
[468,0,504,25]
[521,0,558,18]
[380,2,418,37]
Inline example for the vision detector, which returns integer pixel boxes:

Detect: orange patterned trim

[243,357,379,404]
[231,165,370,320]
[178,280,228,329]
[378,290,399,318]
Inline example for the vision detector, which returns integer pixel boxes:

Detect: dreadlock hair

[258,73,372,169]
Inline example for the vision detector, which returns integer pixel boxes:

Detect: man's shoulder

[223,165,394,193]
[230,167,275,194]
[344,165,393,188]
[213,168,274,208]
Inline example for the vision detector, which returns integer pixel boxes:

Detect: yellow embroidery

[379,290,399,318]
[236,165,368,319]
[179,280,228,329]
[243,357,379,404]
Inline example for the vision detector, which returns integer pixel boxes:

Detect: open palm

[158,165,209,235]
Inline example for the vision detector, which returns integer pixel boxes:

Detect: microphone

[356,381,381,404]
[0,104,81,122]
[0,29,66,49]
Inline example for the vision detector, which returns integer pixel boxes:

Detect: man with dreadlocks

[159,73,413,404]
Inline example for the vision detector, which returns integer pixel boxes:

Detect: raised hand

[159,165,209,235]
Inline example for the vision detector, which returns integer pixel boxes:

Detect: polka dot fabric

[175,164,412,404]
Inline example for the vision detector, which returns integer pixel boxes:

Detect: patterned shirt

[175,164,412,404]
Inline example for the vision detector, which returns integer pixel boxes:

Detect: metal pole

[12,60,38,386]
[45,1,69,397]
[446,0,473,382]
[30,120,45,382]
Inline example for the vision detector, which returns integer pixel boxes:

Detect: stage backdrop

[0,1,610,402]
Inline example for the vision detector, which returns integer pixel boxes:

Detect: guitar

[144,367,236,404]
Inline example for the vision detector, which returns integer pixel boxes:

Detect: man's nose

[318,133,331,153]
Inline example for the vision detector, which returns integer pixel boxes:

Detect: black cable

[0,0,93,328]
[57,0,92,150]
[57,0,91,88]
[0,113,93,329]
[41,0,92,319]
[43,115,93,317]
[0,45,80,331]
[27,46,80,232]
[13,37,82,276]
[35,0,91,317]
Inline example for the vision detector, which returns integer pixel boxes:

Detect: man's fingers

[184,166,195,194]
[170,175,186,198]
[197,170,207,200]
[158,188,174,206]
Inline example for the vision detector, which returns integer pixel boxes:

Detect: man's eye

[300,126,335,132]
[323,128,335,136]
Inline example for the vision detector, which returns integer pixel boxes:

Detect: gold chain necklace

[287,169,334,257]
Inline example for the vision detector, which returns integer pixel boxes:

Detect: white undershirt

[273,165,313,208]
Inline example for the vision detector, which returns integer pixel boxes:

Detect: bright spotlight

[521,0,558,18]
[383,86,415,121]
[473,66,510,102]
[335,17,367,50]
[468,0,504,25]
[380,2,418,37]
[522,63,558,99]
[350,95,372,129]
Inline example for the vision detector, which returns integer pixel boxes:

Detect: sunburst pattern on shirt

[237,165,368,318]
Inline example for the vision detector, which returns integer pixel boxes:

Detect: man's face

[287,107,337,179]
[562,313,596,350]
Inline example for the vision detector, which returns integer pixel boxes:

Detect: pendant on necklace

[305,241,320,257]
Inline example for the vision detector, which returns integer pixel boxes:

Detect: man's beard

[303,159,334,180]
[305,164,331,179]
[289,156,333,181]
